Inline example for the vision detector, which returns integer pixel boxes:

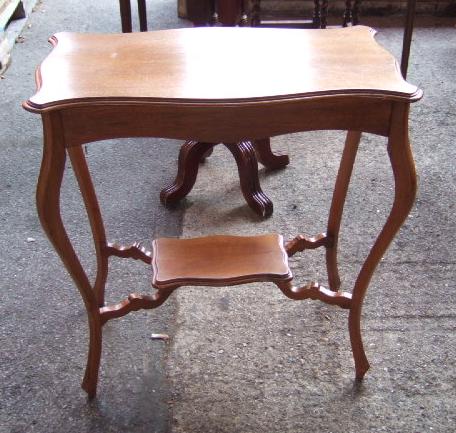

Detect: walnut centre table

[24,26,422,399]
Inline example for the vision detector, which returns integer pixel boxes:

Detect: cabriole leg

[68,146,109,307]
[326,131,361,291]
[37,113,102,397]
[349,103,416,379]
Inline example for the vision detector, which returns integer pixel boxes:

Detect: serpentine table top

[25,26,421,112]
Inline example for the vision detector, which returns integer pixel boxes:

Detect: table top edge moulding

[23,26,422,114]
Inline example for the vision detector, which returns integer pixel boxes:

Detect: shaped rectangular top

[25,26,422,111]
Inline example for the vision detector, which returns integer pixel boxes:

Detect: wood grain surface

[25,26,421,111]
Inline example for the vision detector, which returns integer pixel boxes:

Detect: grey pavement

[1,2,455,433]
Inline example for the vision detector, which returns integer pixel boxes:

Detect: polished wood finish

[25,26,421,398]
[27,28,419,110]
[160,139,276,217]
[152,234,292,289]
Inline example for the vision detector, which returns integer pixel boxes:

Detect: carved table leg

[162,140,273,217]
[253,138,290,170]
[160,141,217,205]
[349,103,417,379]
[224,141,273,218]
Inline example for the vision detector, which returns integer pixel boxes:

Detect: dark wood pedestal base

[160,138,289,218]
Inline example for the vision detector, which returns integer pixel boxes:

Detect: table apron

[59,98,395,147]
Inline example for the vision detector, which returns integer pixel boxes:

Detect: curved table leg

[326,131,362,292]
[160,141,217,206]
[37,113,102,399]
[224,141,273,218]
[162,140,273,217]
[253,138,290,170]
[349,103,417,380]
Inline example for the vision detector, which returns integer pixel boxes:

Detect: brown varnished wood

[401,0,417,78]
[24,27,420,112]
[326,131,362,292]
[67,146,109,307]
[53,97,393,147]
[105,242,152,264]
[224,141,273,218]
[37,112,102,399]
[160,141,216,206]
[99,290,175,325]
[119,0,147,33]
[151,234,291,289]
[160,140,274,217]
[26,26,422,398]
[253,138,289,169]
[285,232,330,256]
[348,103,417,379]
[277,281,352,309]
[118,0,132,33]
[137,0,147,32]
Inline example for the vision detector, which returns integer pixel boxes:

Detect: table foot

[81,315,102,400]
[224,141,273,218]
[160,141,216,205]
[253,138,290,169]
[349,307,370,380]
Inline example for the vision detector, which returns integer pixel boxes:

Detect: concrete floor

[0,1,455,432]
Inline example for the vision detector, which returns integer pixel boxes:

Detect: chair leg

[343,0,352,27]
[352,0,361,25]
[81,313,103,399]
[119,0,132,33]
[138,0,148,31]
[321,0,328,28]
[313,0,321,28]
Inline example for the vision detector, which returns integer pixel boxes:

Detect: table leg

[160,141,216,205]
[224,141,273,218]
[349,103,417,379]
[37,113,103,399]
[253,138,290,170]
[326,131,361,292]
[161,140,273,217]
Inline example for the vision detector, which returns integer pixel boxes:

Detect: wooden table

[24,26,421,399]
[118,1,417,217]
